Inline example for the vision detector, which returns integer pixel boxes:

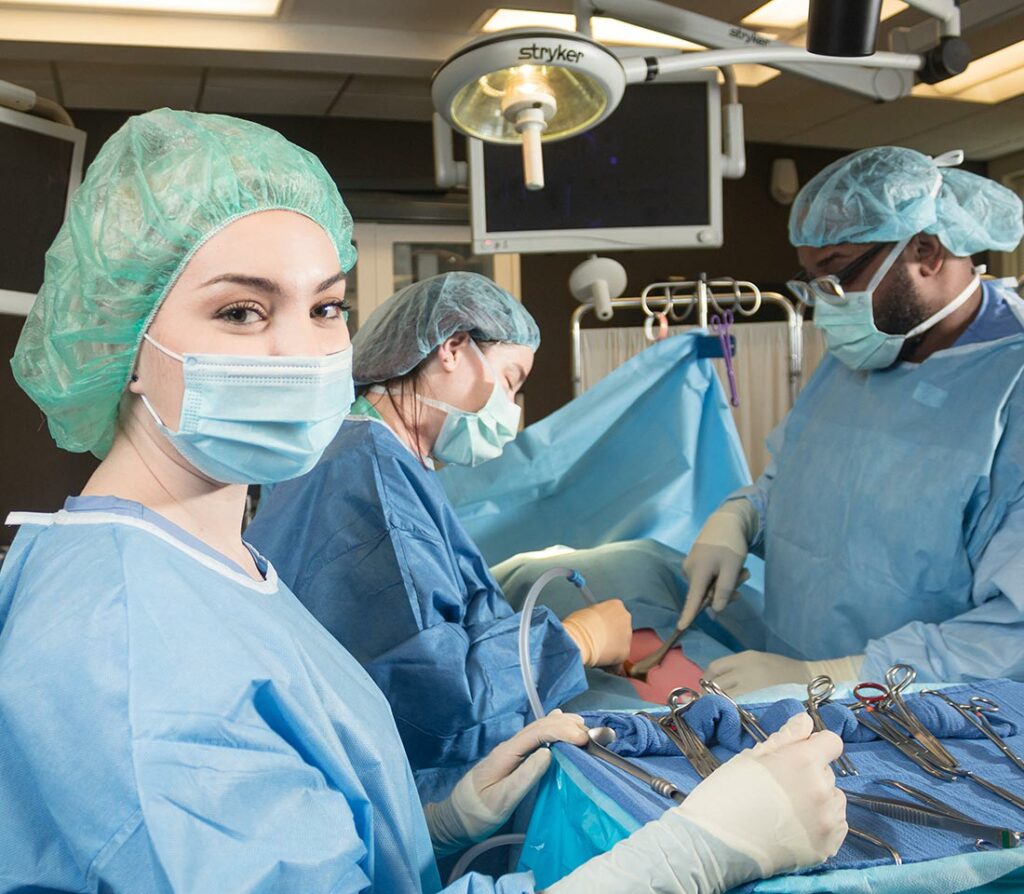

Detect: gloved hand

[562,599,632,667]
[679,499,759,629]
[544,714,847,894]
[425,710,589,856]
[708,651,865,697]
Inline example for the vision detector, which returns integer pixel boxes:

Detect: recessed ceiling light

[482,9,702,51]
[742,0,906,31]
[0,0,280,15]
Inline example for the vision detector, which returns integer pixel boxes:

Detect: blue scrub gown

[0,496,534,894]
[246,407,587,796]
[731,282,1024,681]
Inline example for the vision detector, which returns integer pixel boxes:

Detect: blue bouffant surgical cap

[352,272,540,386]
[789,146,1023,256]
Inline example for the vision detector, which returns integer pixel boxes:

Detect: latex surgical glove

[708,651,865,697]
[679,499,759,629]
[425,709,589,856]
[545,714,847,894]
[562,599,632,667]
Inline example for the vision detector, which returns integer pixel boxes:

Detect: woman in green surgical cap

[0,108,846,894]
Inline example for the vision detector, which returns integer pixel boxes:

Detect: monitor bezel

[469,69,723,255]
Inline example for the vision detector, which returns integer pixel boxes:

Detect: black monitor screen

[482,81,710,233]
[0,121,74,294]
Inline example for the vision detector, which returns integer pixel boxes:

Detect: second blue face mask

[138,334,355,485]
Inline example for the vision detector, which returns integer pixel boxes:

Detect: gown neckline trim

[6,509,280,594]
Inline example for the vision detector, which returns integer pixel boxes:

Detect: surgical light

[431,28,626,191]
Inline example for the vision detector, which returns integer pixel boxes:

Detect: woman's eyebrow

[201,273,281,295]
[316,271,345,293]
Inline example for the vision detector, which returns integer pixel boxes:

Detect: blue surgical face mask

[814,241,980,371]
[417,340,522,467]
[138,333,355,484]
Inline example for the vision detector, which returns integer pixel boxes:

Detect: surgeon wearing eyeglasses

[679,146,1024,696]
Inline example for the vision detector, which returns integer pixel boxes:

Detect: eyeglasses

[787,242,892,306]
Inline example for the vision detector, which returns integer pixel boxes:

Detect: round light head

[431,28,626,144]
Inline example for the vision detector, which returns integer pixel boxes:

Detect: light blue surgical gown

[0,496,534,894]
[246,409,587,796]
[731,282,1024,681]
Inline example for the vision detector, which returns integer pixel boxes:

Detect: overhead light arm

[620,44,922,85]
[431,113,468,189]
[577,0,950,101]
[902,0,961,36]
[0,78,74,127]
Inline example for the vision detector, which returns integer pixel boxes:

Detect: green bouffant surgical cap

[11,108,356,457]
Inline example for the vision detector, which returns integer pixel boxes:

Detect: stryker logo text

[518,44,584,63]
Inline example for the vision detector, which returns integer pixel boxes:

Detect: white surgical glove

[708,651,865,697]
[545,714,848,894]
[562,599,633,667]
[425,710,589,856]
[679,500,759,629]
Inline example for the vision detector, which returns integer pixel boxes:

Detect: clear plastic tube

[446,833,527,884]
[518,567,596,721]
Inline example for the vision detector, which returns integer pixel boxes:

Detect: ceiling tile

[57,61,201,110]
[201,68,346,115]
[899,94,1024,159]
[779,95,968,151]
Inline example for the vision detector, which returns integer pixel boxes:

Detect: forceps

[685,684,899,861]
[854,683,1024,812]
[877,779,1023,849]
[845,790,1022,851]
[805,676,858,777]
[699,677,769,743]
[881,665,958,768]
[658,688,722,778]
[923,689,1024,774]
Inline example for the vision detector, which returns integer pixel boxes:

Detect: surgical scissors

[699,677,769,743]
[923,689,1024,774]
[805,676,858,777]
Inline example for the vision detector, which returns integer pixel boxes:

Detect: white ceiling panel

[57,61,202,109]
